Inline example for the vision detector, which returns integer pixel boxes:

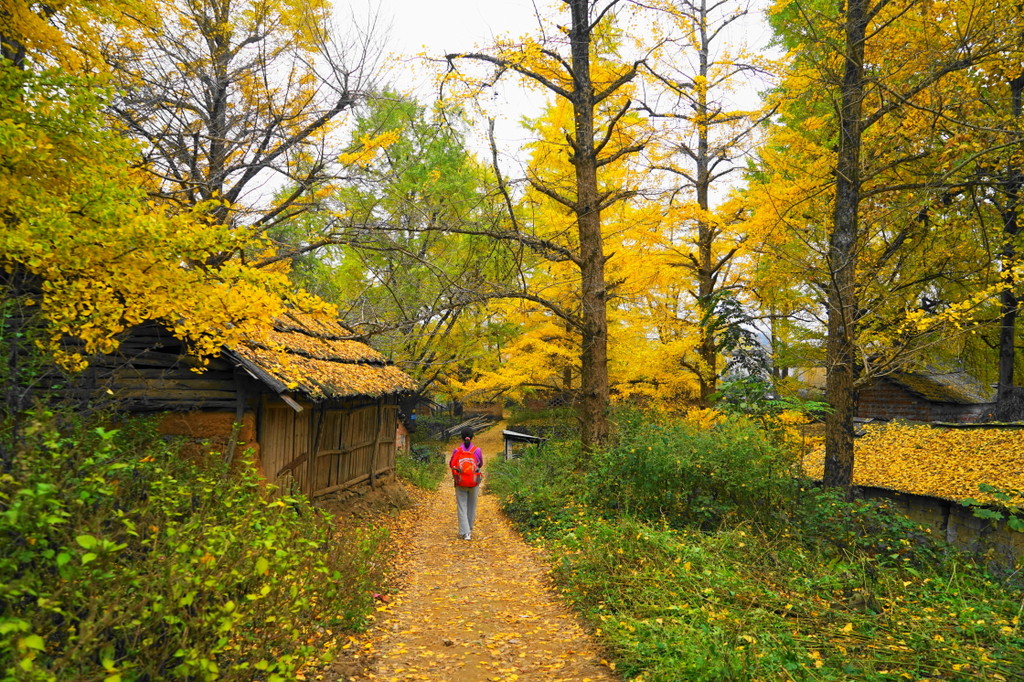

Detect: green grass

[487,411,1024,681]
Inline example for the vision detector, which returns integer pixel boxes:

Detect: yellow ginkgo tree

[443,0,658,450]
[103,0,383,249]
[0,2,331,420]
[746,0,1022,489]
[459,87,661,406]
[0,71,326,360]
[638,0,780,405]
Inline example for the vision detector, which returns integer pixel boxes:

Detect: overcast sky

[348,0,776,165]
[345,0,547,162]
[371,0,776,77]
[382,0,540,56]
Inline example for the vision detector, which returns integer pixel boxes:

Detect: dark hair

[460,428,473,440]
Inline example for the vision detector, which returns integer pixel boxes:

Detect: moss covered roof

[229,311,415,400]
[886,370,995,405]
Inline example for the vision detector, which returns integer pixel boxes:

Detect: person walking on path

[339,422,617,681]
[449,427,483,540]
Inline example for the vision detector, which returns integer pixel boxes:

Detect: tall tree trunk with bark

[640,0,766,406]
[823,0,869,491]
[445,0,645,452]
[997,74,1024,405]
[694,0,716,405]
[568,0,610,449]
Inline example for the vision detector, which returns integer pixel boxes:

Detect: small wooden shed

[857,369,995,423]
[78,311,416,498]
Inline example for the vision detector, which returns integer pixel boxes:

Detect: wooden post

[223,387,246,468]
[369,401,383,489]
[307,405,326,497]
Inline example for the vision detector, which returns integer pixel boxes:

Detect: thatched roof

[886,369,995,405]
[228,310,416,400]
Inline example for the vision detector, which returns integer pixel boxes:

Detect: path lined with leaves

[345,426,616,681]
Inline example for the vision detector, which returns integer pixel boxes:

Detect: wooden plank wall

[66,322,405,498]
[307,402,399,498]
[260,398,399,498]
[260,402,310,488]
[76,323,242,411]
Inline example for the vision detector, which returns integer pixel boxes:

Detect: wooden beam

[307,406,326,498]
[310,466,392,499]
[105,378,239,391]
[110,389,237,400]
[275,451,307,478]
[369,402,383,490]
[280,393,303,412]
[224,386,247,467]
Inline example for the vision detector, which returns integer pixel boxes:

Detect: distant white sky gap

[342,0,777,184]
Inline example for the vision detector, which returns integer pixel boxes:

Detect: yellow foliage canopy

[747,0,1024,382]
[0,0,159,69]
[0,66,329,369]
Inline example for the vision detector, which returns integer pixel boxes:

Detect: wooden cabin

[76,311,416,498]
[857,369,995,423]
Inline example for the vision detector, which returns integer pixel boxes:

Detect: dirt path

[341,424,617,682]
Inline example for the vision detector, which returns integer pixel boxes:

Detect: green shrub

[587,412,799,529]
[962,482,1024,532]
[395,444,447,490]
[490,409,1024,680]
[540,507,1024,681]
[792,486,944,569]
[0,411,386,681]
[485,440,579,537]
[547,516,810,680]
[504,479,1024,680]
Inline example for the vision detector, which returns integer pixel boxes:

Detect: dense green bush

[488,409,1024,680]
[0,412,386,681]
[792,486,944,569]
[587,411,799,529]
[538,508,1024,681]
[483,440,578,536]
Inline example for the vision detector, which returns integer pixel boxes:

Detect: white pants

[454,485,479,537]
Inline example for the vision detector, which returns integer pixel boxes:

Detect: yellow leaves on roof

[258,327,385,363]
[232,309,416,398]
[275,308,348,336]
[803,423,1024,503]
[236,345,415,399]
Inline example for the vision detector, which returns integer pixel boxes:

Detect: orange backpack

[451,447,482,488]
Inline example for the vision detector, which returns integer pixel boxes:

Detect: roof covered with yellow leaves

[228,310,416,400]
[803,422,1024,503]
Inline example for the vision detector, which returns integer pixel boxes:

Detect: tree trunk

[695,0,717,405]
[569,0,610,450]
[0,26,26,67]
[823,0,869,492]
[997,74,1023,404]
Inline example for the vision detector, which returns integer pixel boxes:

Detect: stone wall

[860,486,1024,568]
